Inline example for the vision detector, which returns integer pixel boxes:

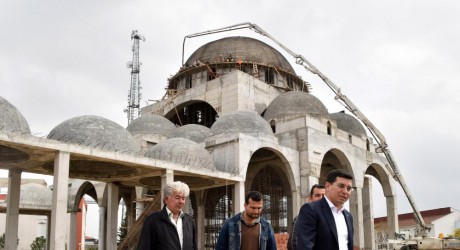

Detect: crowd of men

[137,169,355,250]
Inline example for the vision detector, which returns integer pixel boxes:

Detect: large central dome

[185,36,295,73]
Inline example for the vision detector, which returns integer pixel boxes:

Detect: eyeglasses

[335,183,355,192]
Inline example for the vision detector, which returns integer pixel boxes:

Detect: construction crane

[180,23,460,249]
[125,30,145,124]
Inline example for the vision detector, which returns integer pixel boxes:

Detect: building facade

[0,35,402,250]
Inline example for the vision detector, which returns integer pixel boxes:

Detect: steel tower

[125,30,145,124]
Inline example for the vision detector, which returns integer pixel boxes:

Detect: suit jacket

[137,205,197,250]
[294,197,353,250]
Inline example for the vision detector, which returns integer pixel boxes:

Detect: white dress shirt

[166,207,184,249]
[325,196,349,250]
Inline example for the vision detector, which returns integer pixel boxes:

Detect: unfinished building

[0,35,400,250]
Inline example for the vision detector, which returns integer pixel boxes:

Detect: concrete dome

[264,91,329,121]
[145,138,214,170]
[47,115,138,154]
[20,183,52,210]
[210,111,273,136]
[330,111,367,137]
[0,96,31,134]
[126,114,176,138]
[169,124,211,143]
[185,36,295,74]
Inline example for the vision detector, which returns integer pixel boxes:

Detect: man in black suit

[295,169,354,250]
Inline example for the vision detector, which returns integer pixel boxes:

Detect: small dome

[186,36,295,73]
[145,138,214,170]
[330,111,367,137]
[210,111,273,136]
[264,91,328,121]
[0,96,31,134]
[127,114,176,138]
[169,124,211,143]
[20,183,52,210]
[47,115,138,154]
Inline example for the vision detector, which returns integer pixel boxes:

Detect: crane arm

[182,22,430,236]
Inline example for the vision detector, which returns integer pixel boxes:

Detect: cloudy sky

[1,0,460,237]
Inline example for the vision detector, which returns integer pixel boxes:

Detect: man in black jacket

[295,169,355,250]
[138,181,197,250]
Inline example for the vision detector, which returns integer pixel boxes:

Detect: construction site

[1,23,459,250]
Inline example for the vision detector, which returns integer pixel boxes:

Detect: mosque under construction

[0,28,401,250]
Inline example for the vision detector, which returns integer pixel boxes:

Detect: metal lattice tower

[125,30,145,124]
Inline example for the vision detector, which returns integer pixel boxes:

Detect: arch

[203,186,234,250]
[365,163,394,197]
[71,181,98,212]
[165,100,218,128]
[245,147,294,234]
[319,148,355,184]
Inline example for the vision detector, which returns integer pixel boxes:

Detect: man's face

[244,198,263,220]
[325,177,353,208]
[164,191,186,215]
[310,187,326,202]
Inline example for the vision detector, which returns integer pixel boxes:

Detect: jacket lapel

[321,198,339,244]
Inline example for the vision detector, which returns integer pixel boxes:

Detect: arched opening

[246,148,293,234]
[327,121,332,135]
[204,186,234,250]
[166,101,218,128]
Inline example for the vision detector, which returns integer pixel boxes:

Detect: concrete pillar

[5,169,21,250]
[127,188,136,231]
[47,215,51,250]
[135,186,145,219]
[362,176,375,250]
[161,169,174,207]
[50,151,70,250]
[98,206,106,250]
[386,194,399,237]
[69,211,78,250]
[350,186,364,250]
[106,183,119,250]
[194,190,205,250]
[233,181,245,213]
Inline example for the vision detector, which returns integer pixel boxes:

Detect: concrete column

[233,181,245,213]
[50,151,70,250]
[135,186,145,219]
[5,169,21,250]
[194,190,205,250]
[47,215,51,250]
[362,176,375,250]
[386,195,399,238]
[98,206,106,250]
[161,169,174,207]
[106,183,119,250]
[350,186,364,250]
[69,211,78,250]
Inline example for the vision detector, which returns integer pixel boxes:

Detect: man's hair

[245,191,262,204]
[326,169,353,184]
[309,184,325,197]
[163,181,190,198]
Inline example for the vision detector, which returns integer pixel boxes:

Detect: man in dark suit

[295,169,354,250]
[137,181,197,250]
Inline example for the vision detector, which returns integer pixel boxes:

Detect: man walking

[216,191,276,250]
[138,181,197,250]
[295,169,354,250]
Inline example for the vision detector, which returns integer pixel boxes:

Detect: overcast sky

[1,0,460,238]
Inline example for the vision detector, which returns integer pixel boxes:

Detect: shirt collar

[240,212,260,226]
[165,206,184,218]
[325,195,345,213]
